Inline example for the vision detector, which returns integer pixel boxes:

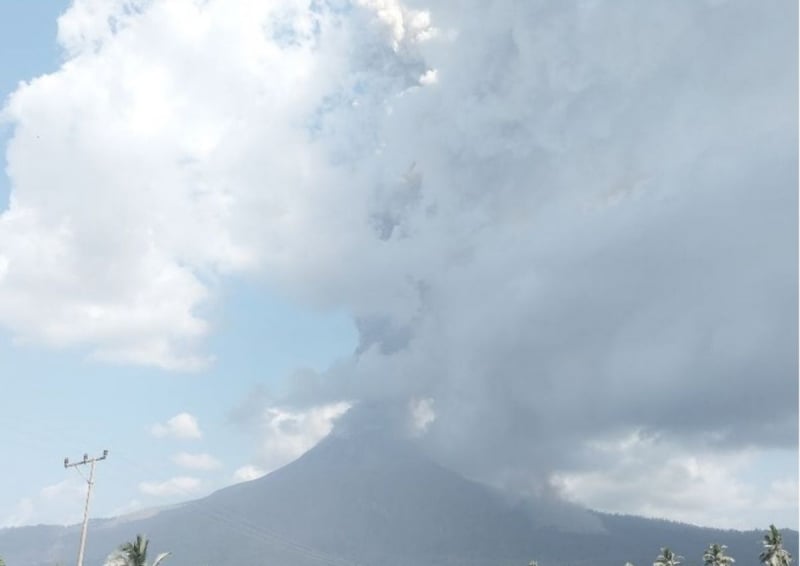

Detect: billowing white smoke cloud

[254,402,351,472]
[0,0,434,368]
[0,0,796,527]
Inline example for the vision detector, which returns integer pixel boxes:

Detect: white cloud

[150,413,202,439]
[409,397,435,435]
[138,476,202,497]
[253,402,351,473]
[418,68,438,85]
[1,497,35,528]
[1,478,86,527]
[356,0,436,50]
[0,0,795,530]
[551,431,798,530]
[232,465,266,483]
[0,0,443,370]
[0,0,371,369]
[172,452,221,471]
[758,478,799,513]
[39,478,85,501]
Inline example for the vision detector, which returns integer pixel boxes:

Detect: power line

[64,450,108,566]
[110,450,361,566]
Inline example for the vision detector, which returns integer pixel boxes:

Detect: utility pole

[64,450,108,566]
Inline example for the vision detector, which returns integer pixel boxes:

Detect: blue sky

[0,278,356,520]
[0,2,63,210]
[0,0,796,532]
[0,1,357,523]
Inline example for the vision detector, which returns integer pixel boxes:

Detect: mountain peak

[327,400,416,440]
[3,406,796,566]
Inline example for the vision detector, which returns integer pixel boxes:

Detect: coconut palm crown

[104,534,170,566]
[654,547,683,566]
[761,525,793,566]
[704,543,735,566]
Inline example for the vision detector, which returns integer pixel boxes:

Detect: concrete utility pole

[64,450,108,566]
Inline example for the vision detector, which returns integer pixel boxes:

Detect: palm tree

[104,534,170,566]
[704,544,735,566]
[761,525,793,566]
[654,547,683,566]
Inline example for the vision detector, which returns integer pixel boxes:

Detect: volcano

[1,424,796,566]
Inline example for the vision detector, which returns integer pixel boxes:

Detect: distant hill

[1,426,796,566]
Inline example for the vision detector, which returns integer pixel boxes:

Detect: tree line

[530,524,792,566]
[0,523,794,565]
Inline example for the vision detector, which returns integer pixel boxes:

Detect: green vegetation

[761,524,793,566]
[704,543,735,566]
[654,547,683,566]
[530,525,793,566]
[104,534,170,566]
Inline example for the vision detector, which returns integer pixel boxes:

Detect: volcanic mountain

[1,423,796,566]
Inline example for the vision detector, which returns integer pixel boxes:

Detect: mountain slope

[1,429,796,566]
